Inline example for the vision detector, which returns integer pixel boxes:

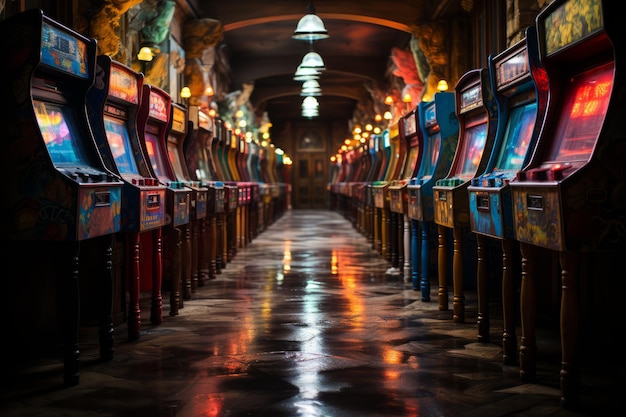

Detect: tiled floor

[0,209,620,416]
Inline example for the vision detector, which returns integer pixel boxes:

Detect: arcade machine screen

[103,115,139,175]
[419,135,441,182]
[493,102,537,171]
[546,63,612,165]
[167,141,187,180]
[144,129,169,179]
[402,146,420,178]
[418,103,442,181]
[35,100,88,166]
[41,21,89,79]
[455,117,488,178]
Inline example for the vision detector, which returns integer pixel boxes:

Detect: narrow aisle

[0,209,609,417]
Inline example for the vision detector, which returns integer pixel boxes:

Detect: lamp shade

[294,65,321,81]
[292,14,329,41]
[300,51,325,70]
[302,80,321,89]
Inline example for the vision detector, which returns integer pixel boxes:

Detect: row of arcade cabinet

[330,0,624,409]
[0,10,288,386]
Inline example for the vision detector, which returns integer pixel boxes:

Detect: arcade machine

[259,141,278,227]
[185,107,225,279]
[0,10,124,385]
[246,140,261,239]
[432,68,498,323]
[510,0,623,408]
[226,129,242,261]
[86,55,167,341]
[371,122,404,261]
[136,85,191,311]
[212,118,233,267]
[407,92,458,301]
[467,27,548,361]
[234,133,252,249]
[166,102,207,313]
[363,134,383,245]
[354,140,373,234]
[368,132,388,252]
[389,107,424,277]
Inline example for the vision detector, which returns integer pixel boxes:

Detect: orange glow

[571,77,611,118]
[382,346,403,364]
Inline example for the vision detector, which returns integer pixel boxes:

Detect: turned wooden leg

[476,233,489,341]
[438,224,449,311]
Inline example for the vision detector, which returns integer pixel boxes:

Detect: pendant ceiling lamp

[294,64,321,81]
[302,96,319,108]
[292,1,329,42]
[300,79,322,96]
[300,51,325,71]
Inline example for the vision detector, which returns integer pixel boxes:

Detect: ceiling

[198,0,467,131]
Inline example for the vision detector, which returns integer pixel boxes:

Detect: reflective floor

[0,209,620,417]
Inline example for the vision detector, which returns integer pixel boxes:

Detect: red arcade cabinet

[432,68,498,322]
[467,27,548,357]
[86,56,167,341]
[0,10,124,385]
[136,85,191,316]
[510,0,624,408]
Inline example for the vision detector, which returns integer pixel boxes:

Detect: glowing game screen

[402,146,419,179]
[41,22,89,79]
[35,100,89,165]
[144,130,168,178]
[419,133,441,180]
[494,102,537,171]
[455,120,487,178]
[167,140,187,180]
[103,115,139,175]
[547,63,612,163]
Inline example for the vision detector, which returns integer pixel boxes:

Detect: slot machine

[407,92,459,301]
[86,56,167,341]
[467,27,548,359]
[0,9,124,385]
[164,103,207,315]
[432,68,498,323]
[136,85,191,314]
[389,107,424,277]
[371,122,404,261]
[510,0,624,408]
[184,107,225,278]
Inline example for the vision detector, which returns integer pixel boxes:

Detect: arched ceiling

[198,0,465,128]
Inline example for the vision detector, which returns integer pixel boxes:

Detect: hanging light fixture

[299,51,325,71]
[301,79,322,96]
[302,96,319,109]
[293,64,320,81]
[292,0,329,42]
[301,96,319,117]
